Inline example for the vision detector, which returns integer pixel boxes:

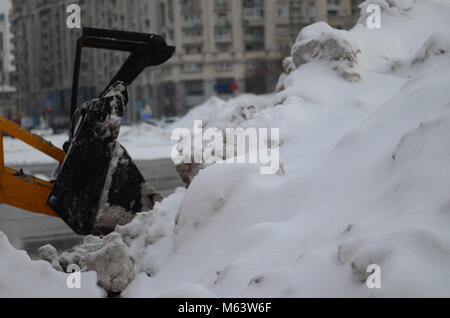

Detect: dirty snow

[125,0,450,297]
[0,232,104,297]
[2,0,450,297]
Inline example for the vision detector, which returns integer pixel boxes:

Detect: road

[0,159,184,259]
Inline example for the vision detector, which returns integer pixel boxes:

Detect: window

[277,26,289,35]
[215,0,228,9]
[184,13,201,23]
[243,8,264,20]
[184,80,204,96]
[216,61,233,71]
[184,45,202,54]
[181,63,202,72]
[279,43,290,51]
[217,12,229,23]
[304,6,316,17]
[216,44,232,52]
[277,7,289,18]
[216,28,230,36]
[244,26,265,46]
[215,28,231,42]
[246,59,264,70]
[328,10,338,16]
[245,43,265,51]
[184,29,202,37]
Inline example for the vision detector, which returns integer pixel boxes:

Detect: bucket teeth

[48,82,160,235]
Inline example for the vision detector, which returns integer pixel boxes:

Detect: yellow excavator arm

[0,116,65,217]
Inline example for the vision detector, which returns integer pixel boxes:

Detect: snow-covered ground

[3,133,68,166]
[0,232,104,297]
[2,0,450,297]
[3,123,175,166]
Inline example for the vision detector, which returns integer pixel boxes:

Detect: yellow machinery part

[0,116,66,217]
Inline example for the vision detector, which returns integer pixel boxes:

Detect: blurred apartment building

[9,0,153,122]
[0,12,15,118]
[155,0,362,115]
[10,0,362,122]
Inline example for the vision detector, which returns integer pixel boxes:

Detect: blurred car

[160,117,179,127]
[143,118,161,127]
[49,116,71,134]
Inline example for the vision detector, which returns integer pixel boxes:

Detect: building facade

[0,11,16,118]
[10,0,362,122]
[0,12,9,85]
[9,0,153,120]
[150,0,362,116]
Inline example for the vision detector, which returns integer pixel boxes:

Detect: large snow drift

[125,0,450,297]
[0,232,104,297]
[2,0,450,297]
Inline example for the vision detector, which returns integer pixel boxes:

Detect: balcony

[181,63,203,73]
[242,12,265,26]
[244,34,264,43]
[244,26,265,43]
[243,8,265,23]
[215,0,230,11]
[290,15,314,24]
[182,36,203,45]
[215,18,231,27]
[182,2,202,13]
[215,35,232,43]
[181,19,203,28]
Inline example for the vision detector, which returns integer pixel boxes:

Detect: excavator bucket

[47,28,175,235]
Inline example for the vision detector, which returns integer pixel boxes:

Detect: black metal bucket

[48,83,161,235]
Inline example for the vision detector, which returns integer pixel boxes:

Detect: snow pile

[167,97,230,130]
[0,232,103,297]
[2,0,450,297]
[358,0,416,17]
[116,188,186,276]
[35,188,186,294]
[120,0,450,297]
[41,233,135,293]
[291,22,362,82]
[170,93,282,184]
[118,123,176,162]
[413,31,450,62]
